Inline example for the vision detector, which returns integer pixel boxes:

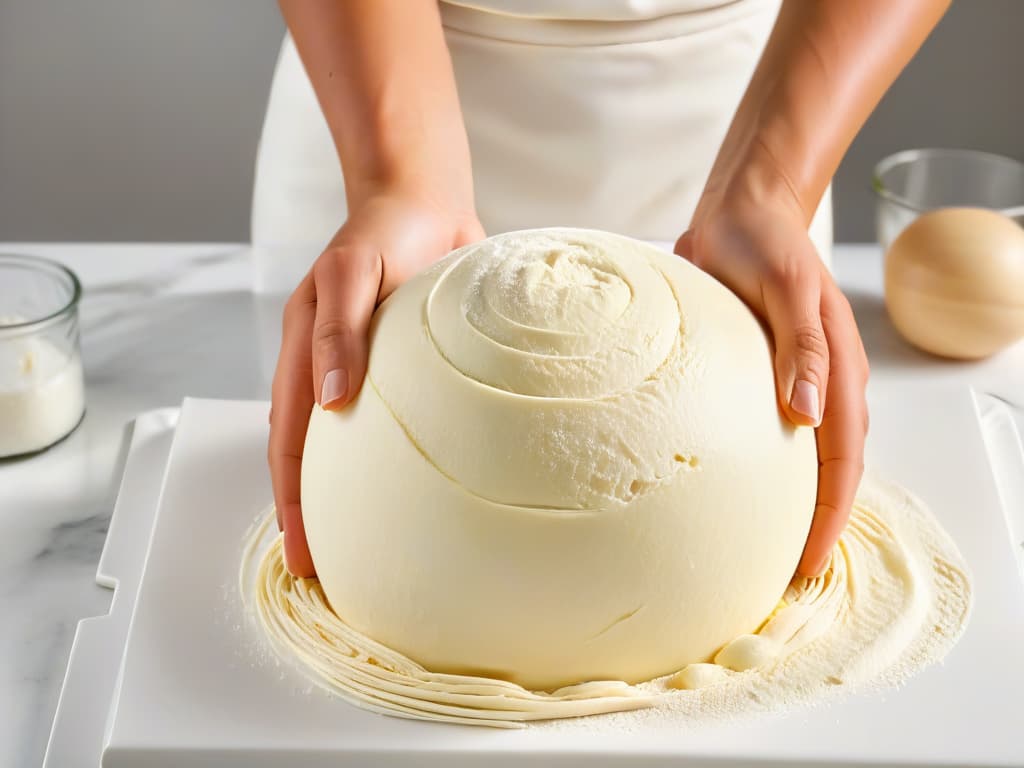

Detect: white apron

[251,0,832,294]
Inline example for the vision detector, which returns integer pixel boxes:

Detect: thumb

[310,246,383,411]
[762,267,829,427]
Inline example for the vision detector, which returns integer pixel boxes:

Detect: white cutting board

[46,384,1024,767]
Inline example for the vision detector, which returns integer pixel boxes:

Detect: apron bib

[251,0,832,293]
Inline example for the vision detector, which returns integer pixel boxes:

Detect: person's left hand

[675,177,869,578]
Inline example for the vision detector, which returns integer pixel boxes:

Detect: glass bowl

[873,148,1024,252]
[0,254,85,458]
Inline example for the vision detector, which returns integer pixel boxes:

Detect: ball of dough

[668,663,730,690]
[885,207,1024,360]
[301,229,816,691]
[713,633,780,672]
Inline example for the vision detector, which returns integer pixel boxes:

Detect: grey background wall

[0,0,1020,243]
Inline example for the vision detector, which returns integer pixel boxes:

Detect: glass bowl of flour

[0,254,85,458]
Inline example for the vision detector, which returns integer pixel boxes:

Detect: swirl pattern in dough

[299,228,818,691]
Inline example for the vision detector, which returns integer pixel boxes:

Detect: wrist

[341,110,475,215]
[344,173,481,245]
[345,151,475,216]
[700,136,808,227]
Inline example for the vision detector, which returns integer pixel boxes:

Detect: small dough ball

[302,229,816,691]
[885,208,1024,360]
[668,663,730,690]
[714,633,779,672]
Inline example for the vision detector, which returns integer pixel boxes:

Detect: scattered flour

[239,470,971,730]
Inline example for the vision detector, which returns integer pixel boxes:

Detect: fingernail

[791,379,820,425]
[321,368,348,407]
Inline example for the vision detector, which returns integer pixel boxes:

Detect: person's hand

[269,192,485,577]
[676,176,869,578]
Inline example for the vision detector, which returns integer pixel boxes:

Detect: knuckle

[282,294,299,322]
[792,324,828,356]
[762,260,792,291]
[761,253,809,294]
[318,245,382,281]
[791,325,829,381]
[833,291,854,316]
[312,250,340,282]
[282,291,311,326]
[824,286,855,321]
[313,318,354,349]
[823,454,865,477]
[813,500,843,518]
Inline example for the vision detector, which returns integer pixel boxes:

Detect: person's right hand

[269,192,485,577]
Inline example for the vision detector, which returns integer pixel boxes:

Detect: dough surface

[300,228,817,690]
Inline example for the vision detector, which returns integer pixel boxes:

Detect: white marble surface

[1,243,1021,768]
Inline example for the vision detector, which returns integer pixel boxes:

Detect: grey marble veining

[1,244,269,768]
[1,243,1021,768]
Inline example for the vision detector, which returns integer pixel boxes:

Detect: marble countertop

[1,243,1021,768]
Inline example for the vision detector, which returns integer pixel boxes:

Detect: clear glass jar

[0,254,85,458]
[873,148,1024,253]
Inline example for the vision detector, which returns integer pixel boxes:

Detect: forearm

[707,0,949,222]
[278,0,473,209]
